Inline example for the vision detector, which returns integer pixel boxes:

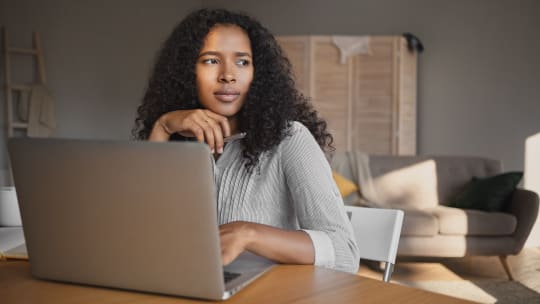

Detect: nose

[218,64,236,84]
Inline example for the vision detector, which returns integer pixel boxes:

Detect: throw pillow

[370,159,438,209]
[332,171,359,198]
[448,172,523,212]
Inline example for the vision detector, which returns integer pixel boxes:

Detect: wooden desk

[0,261,476,303]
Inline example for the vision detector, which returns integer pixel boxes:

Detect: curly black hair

[133,8,333,171]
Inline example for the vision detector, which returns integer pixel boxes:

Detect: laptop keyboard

[223,271,241,283]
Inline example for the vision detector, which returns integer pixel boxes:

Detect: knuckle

[203,125,213,133]
[193,127,203,136]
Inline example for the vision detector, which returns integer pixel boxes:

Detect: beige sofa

[330,152,539,279]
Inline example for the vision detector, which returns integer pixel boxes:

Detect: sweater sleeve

[279,122,360,273]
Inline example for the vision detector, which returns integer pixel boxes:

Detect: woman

[133,8,360,273]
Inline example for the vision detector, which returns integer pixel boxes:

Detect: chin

[209,104,243,117]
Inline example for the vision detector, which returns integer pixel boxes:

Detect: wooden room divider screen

[276,35,417,155]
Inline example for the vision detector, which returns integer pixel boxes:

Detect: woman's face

[196,24,254,119]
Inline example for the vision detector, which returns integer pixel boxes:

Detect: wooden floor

[358,247,540,292]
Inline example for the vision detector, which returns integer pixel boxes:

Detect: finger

[181,117,205,143]
[194,116,216,153]
[221,244,242,265]
[191,125,205,144]
[198,115,225,154]
[203,126,215,154]
[221,249,232,265]
[205,111,231,138]
[220,229,234,262]
[205,119,224,154]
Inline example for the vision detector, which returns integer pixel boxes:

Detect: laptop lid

[9,138,235,300]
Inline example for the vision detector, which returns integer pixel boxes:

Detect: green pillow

[448,172,523,212]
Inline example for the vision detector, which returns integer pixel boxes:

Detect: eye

[202,58,219,64]
[236,59,250,66]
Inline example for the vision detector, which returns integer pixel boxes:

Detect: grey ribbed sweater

[213,121,360,273]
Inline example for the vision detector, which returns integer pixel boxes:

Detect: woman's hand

[219,221,255,265]
[149,109,231,153]
[219,221,315,266]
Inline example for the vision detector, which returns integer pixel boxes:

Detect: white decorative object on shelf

[332,35,370,64]
[0,187,21,226]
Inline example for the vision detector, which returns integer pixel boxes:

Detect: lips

[214,89,240,103]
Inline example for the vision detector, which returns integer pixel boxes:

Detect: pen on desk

[223,132,247,143]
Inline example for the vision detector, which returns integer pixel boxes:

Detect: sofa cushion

[448,172,523,212]
[401,209,439,237]
[369,159,439,209]
[428,206,517,236]
[429,157,502,206]
[329,152,364,206]
[332,171,358,198]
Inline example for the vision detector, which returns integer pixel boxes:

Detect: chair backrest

[345,206,404,281]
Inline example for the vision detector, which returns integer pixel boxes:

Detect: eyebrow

[198,51,252,58]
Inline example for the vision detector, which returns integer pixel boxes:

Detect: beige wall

[1,0,539,175]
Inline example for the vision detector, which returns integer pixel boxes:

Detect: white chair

[345,206,404,282]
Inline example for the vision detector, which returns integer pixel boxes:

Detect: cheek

[196,78,210,102]
[195,66,214,84]
[240,69,254,87]
[196,73,213,96]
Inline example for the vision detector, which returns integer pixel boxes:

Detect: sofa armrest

[505,188,539,253]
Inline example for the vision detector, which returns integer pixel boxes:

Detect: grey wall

[0,0,201,184]
[202,0,540,172]
[1,0,539,181]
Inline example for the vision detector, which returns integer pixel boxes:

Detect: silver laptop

[8,138,274,300]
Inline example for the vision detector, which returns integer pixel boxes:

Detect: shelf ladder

[2,28,47,137]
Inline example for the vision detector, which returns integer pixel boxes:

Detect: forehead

[200,24,252,53]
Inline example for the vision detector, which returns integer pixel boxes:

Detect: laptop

[8,138,274,300]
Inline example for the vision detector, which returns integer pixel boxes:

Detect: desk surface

[0,261,476,304]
